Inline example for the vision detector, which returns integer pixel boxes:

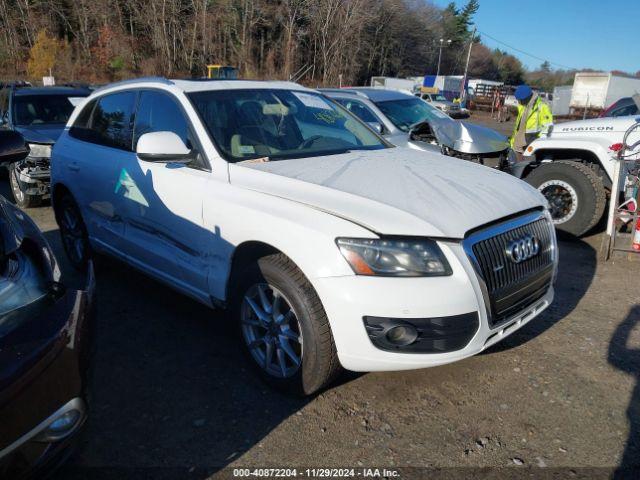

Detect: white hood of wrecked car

[230,148,546,238]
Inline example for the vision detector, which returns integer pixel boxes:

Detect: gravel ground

[4,114,639,479]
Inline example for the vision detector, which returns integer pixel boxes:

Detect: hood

[431,120,509,154]
[230,148,545,238]
[550,116,639,136]
[15,124,65,144]
[385,132,441,154]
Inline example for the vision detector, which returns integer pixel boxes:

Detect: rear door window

[89,91,137,150]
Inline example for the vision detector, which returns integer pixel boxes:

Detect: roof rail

[93,76,173,93]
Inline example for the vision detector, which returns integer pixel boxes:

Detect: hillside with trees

[0,0,525,86]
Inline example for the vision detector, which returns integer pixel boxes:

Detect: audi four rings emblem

[505,234,540,263]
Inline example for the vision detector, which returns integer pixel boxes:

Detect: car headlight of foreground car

[336,237,452,277]
[0,202,59,338]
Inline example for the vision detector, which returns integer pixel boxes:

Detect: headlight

[27,143,52,158]
[0,203,55,337]
[336,238,452,277]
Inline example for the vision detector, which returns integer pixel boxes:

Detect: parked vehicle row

[0,131,94,478]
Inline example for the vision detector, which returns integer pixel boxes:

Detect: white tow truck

[519,106,640,236]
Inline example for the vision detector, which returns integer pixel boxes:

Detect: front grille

[465,212,555,327]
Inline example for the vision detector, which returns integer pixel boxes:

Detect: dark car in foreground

[0,85,90,208]
[0,131,95,479]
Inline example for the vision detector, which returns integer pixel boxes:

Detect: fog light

[385,325,418,346]
[36,408,82,442]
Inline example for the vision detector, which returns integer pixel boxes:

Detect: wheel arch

[51,182,74,210]
[530,148,612,189]
[224,240,283,305]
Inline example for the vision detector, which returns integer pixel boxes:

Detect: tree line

[1,0,531,87]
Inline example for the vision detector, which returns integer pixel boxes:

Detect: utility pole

[460,26,476,107]
[436,38,451,78]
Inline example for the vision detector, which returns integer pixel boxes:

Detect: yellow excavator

[206,64,239,80]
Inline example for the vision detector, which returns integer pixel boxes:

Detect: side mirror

[136,131,193,162]
[367,122,384,135]
[0,130,29,163]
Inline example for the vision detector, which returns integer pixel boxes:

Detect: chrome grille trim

[462,210,556,328]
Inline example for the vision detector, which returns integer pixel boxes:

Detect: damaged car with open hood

[323,87,516,171]
[51,78,556,396]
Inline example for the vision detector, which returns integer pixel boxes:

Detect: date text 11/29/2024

[232,468,400,478]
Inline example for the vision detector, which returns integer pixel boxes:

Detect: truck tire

[524,160,606,236]
[9,162,42,208]
[233,253,341,396]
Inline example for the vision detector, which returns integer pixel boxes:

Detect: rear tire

[54,193,91,271]
[524,160,606,237]
[233,253,341,396]
[9,162,42,208]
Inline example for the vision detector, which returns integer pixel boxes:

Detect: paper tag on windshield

[239,145,255,154]
[292,92,332,110]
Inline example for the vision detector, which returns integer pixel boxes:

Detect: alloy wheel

[59,203,87,265]
[539,180,578,224]
[240,283,303,378]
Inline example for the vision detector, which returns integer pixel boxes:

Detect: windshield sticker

[67,97,85,106]
[293,92,332,110]
[239,145,256,154]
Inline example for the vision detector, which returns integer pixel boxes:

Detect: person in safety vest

[510,84,553,154]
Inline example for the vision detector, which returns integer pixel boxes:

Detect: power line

[476,29,576,70]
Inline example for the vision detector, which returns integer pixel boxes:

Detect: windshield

[375,97,452,132]
[188,89,387,162]
[433,95,447,101]
[13,94,87,126]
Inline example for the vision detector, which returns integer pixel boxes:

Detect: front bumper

[0,263,95,479]
[313,240,555,372]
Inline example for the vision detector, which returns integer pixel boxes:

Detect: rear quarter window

[69,99,97,142]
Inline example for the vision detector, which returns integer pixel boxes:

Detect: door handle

[67,163,80,172]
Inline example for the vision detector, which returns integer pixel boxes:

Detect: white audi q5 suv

[51,78,557,394]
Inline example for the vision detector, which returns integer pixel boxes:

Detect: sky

[433,0,639,73]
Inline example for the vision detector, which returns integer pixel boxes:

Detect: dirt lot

[4,114,639,479]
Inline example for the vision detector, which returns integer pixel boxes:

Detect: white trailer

[570,72,640,114]
[370,77,419,94]
[552,85,572,116]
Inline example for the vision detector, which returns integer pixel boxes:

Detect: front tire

[233,253,341,395]
[9,162,42,208]
[54,193,91,271]
[524,160,606,236]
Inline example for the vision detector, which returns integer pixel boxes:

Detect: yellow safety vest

[510,97,553,147]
